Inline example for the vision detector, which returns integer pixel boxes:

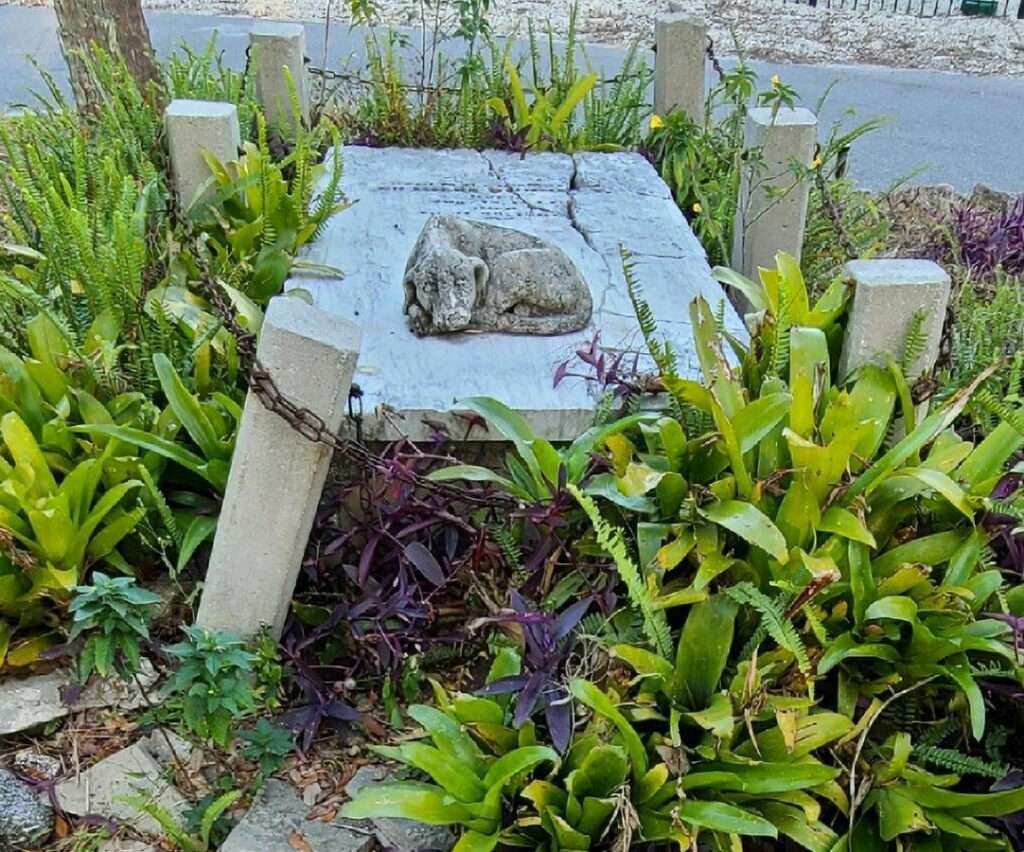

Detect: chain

[705,35,726,82]
[307,64,641,93]
[181,223,513,507]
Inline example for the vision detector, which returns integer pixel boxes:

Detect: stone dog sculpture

[403,215,593,336]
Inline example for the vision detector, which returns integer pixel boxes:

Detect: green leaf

[340,781,473,824]
[670,594,737,712]
[87,506,146,564]
[818,507,876,547]
[635,763,670,804]
[569,679,646,781]
[902,467,976,519]
[699,500,789,562]
[712,266,768,313]
[153,353,224,461]
[678,800,777,837]
[848,540,876,627]
[942,526,986,588]
[789,327,830,439]
[957,421,1024,492]
[426,465,530,500]
[199,790,244,845]
[610,644,673,687]
[1,411,57,497]
[906,784,1024,817]
[453,831,500,852]
[70,425,225,491]
[389,742,486,802]
[250,248,291,300]
[480,745,559,790]
[408,704,485,775]
[736,713,853,761]
[734,392,793,454]
[871,530,966,576]
[456,397,541,486]
[549,73,598,133]
[70,480,143,565]
[579,745,630,797]
[697,761,839,794]
[817,632,899,674]
[566,412,657,482]
[176,515,218,574]
[942,658,986,740]
[843,366,996,503]
[864,596,918,623]
[757,801,839,852]
[877,789,932,841]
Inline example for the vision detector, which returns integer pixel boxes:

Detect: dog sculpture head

[403,246,489,333]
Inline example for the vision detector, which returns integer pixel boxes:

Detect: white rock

[220,779,375,852]
[54,742,188,837]
[12,749,62,780]
[0,661,159,736]
[140,728,194,768]
[98,840,160,852]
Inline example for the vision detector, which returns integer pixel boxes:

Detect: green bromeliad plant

[0,335,159,667]
[346,251,1024,849]
[342,649,562,851]
[184,89,348,305]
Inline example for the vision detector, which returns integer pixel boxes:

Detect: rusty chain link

[705,36,726,82]
[307,63,643,94]
[181,222,514,508]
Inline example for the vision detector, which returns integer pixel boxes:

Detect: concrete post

[196,297,361,639]
[731,106,818,279]
[653,13,707,123]
[838,259,951,381]
[250,22,310,138]
[164,100,240,210]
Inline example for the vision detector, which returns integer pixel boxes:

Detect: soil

[6,0,1024,77]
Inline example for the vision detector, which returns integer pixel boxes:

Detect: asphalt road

[1,5,1022,192]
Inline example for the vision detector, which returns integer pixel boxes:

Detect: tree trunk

[53,0,160,109]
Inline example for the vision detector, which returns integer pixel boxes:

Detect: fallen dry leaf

[52,815,70,839]
[302,781,322,807]
[288,830,313,852]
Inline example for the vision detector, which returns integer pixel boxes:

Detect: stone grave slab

[286,146,745,441]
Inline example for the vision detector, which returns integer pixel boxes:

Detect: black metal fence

[784,0,1023,16]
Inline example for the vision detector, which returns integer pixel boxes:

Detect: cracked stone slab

[220,779,375,852]
[287,145,743,441]
[569,190,707,260]
[572,151,675,200]
[0,661,158,736]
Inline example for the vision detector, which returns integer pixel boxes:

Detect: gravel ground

[5,0,1024,75]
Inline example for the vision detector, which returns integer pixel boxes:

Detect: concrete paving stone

[220,779,376,852]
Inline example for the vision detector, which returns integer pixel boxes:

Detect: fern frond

[901,308,930,375]
[913,745,1008,780]
[975,388,1024,437]
[568,483,672,658]
[724,582,812,692]
[622,246,678,379]
[770,289,792,379]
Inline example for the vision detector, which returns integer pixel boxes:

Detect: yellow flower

[811,156,823,170]
[692,202,703,214]
[649,114,665,130]
[771,74,781,87]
